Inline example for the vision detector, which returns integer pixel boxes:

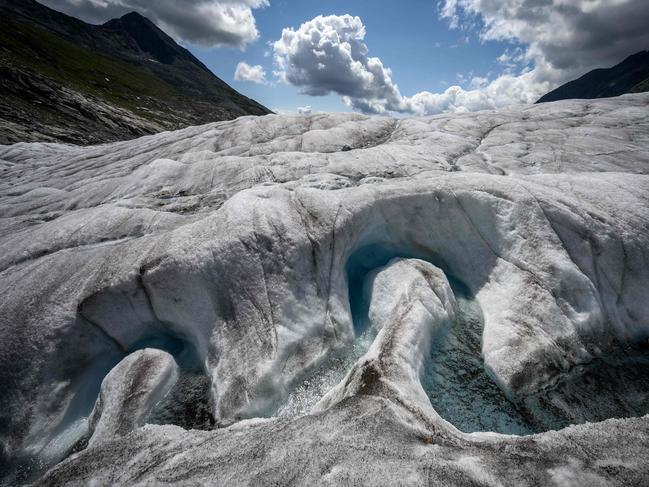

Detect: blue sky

[42,0,649,115]
[191,0,511,113]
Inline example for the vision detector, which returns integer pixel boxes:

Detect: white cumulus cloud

[296,106,312,115]
[40,0,269,48]
[272,15,407,114]
[271,14,543,115]
[234,62,267,84]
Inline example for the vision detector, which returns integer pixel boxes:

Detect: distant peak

[101,10,186,65]
[103,10,155,30]
[621,50,649,65]
[115,10,156,28]
[121,11,144,19]
[119,11,149,24]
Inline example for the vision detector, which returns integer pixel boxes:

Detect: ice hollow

[1,94,649,484]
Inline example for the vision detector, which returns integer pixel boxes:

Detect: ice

[1,94,649,484]
[87,348,178,447]
[315,258,458,415]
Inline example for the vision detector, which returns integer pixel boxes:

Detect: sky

[41,0,649,115]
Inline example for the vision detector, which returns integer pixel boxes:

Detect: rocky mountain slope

[1,94,649,485]
[0,0,271,145]
[538,50,649,103]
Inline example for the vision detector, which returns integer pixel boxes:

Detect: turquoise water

[422,290,538,435]
[345,244,649,435]
[421,287,649,435]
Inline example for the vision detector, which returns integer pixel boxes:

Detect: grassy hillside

[1,15,180,122]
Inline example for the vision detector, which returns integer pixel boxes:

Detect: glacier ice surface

[1,94,649,484]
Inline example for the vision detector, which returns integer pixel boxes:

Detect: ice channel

[272,242,649,436]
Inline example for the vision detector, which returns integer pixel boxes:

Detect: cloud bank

[273,3,649,115]
[234,62,267,83]
[40,0,268,47]
[441,0,649,79]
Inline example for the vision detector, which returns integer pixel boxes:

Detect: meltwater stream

[269,328,377,418]
[422,287,538,435]
[422,283,649,435]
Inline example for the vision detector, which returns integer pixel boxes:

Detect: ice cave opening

[135,334,215,430]
[276,241,649,436]
[11,331,213,485]
[59,245,649,450]
[343,243,542,435]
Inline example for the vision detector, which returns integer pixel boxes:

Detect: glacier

[1,94,649,485]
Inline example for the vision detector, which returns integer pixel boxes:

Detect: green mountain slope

[0,0,271,145]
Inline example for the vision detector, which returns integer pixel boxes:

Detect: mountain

[537,50,649,103]
[0,0,271,145]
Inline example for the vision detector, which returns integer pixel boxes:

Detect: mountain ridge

[0,0,271,145]
[537,50,649,103]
